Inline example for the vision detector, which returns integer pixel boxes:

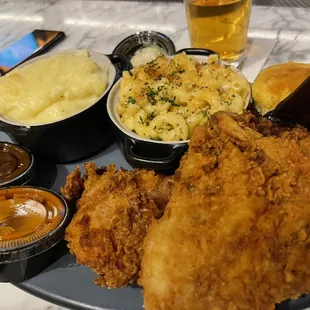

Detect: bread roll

[252,62,310,115]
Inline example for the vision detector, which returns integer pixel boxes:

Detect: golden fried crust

[61,166,85,204]
[141,111,310,310]
[65,164,173,288]
[252,62,310,115]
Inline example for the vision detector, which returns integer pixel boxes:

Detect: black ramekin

[0,50,131,164]
[107,48,219,171]
[107,77,188,171]
[107,47,252,171]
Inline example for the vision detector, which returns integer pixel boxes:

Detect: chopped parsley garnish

[160,97,173,103]
[179,70,185,74]
[147,112,155,120]
[147,88,158,98]
[146,121,150,126]
[151,136,162,141]
[128,71,133,76]
[160,97,180,106]
[202,111,207,117]
[127,96,136,104]
[139,116,144,124]
[147,88,158,104]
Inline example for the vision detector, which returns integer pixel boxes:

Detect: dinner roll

[252,62,310,115]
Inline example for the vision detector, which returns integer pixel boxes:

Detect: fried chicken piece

[61,166,85,204]
[65,163,173,288]
[141,111,310,310]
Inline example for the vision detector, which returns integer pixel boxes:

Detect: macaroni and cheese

[0,50,109,125]
[117,53,250,142]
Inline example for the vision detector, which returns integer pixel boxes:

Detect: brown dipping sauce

[0,187,66,250]
[0,142,32,185]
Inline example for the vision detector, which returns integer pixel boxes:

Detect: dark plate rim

[15,279,98,310]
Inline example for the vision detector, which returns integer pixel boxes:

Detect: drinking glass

[184,0,252,62]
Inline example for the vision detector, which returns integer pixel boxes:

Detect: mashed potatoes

[0,50,109,125]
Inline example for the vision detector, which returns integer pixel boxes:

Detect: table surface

[1,1,310,310]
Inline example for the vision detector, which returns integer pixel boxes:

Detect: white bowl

[107,54,251,145]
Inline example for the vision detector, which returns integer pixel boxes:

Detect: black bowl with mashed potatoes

[107,49,251,170]
[0,50,131,163]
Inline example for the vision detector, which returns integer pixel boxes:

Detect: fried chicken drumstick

[141,111,310,310]
[62,163,173,288]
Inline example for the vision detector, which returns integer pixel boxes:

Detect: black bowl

[107,48,220,171]
[108,77,188,171]
[0,51,131,164]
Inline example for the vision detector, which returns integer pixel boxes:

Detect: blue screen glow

[0,33,39,70]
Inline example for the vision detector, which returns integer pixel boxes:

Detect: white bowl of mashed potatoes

[107,51,251,170]
[0,49,131,163]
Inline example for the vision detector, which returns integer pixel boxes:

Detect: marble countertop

[0,1,310,309]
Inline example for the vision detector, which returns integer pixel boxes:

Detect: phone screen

[0,30,64,75]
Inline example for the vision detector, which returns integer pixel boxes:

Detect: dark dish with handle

[0,50,131,164]
[107,48,218,171]
[176,47,218,56]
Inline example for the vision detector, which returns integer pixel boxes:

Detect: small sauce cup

[0,186,69,282]
[0,142,35,187]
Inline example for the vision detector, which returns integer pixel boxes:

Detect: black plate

[1,94,309,309]
[16,251,144,310]
[15,248,310,310]
[7,141,309,310]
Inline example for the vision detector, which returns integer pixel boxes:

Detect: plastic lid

[0,187,68,262]
[113,31,176,61]
[0,142,35,187]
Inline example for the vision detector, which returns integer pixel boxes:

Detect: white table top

[0,1,310,309]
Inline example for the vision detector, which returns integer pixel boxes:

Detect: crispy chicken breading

[141,111,310,310]
[64,163,173,288]
[61,166,85,204]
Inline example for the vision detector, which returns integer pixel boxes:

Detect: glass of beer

[184,0,252,62]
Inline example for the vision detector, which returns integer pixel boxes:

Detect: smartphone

[0,29,65,75]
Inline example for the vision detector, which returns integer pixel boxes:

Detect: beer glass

[184,0,252,62]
